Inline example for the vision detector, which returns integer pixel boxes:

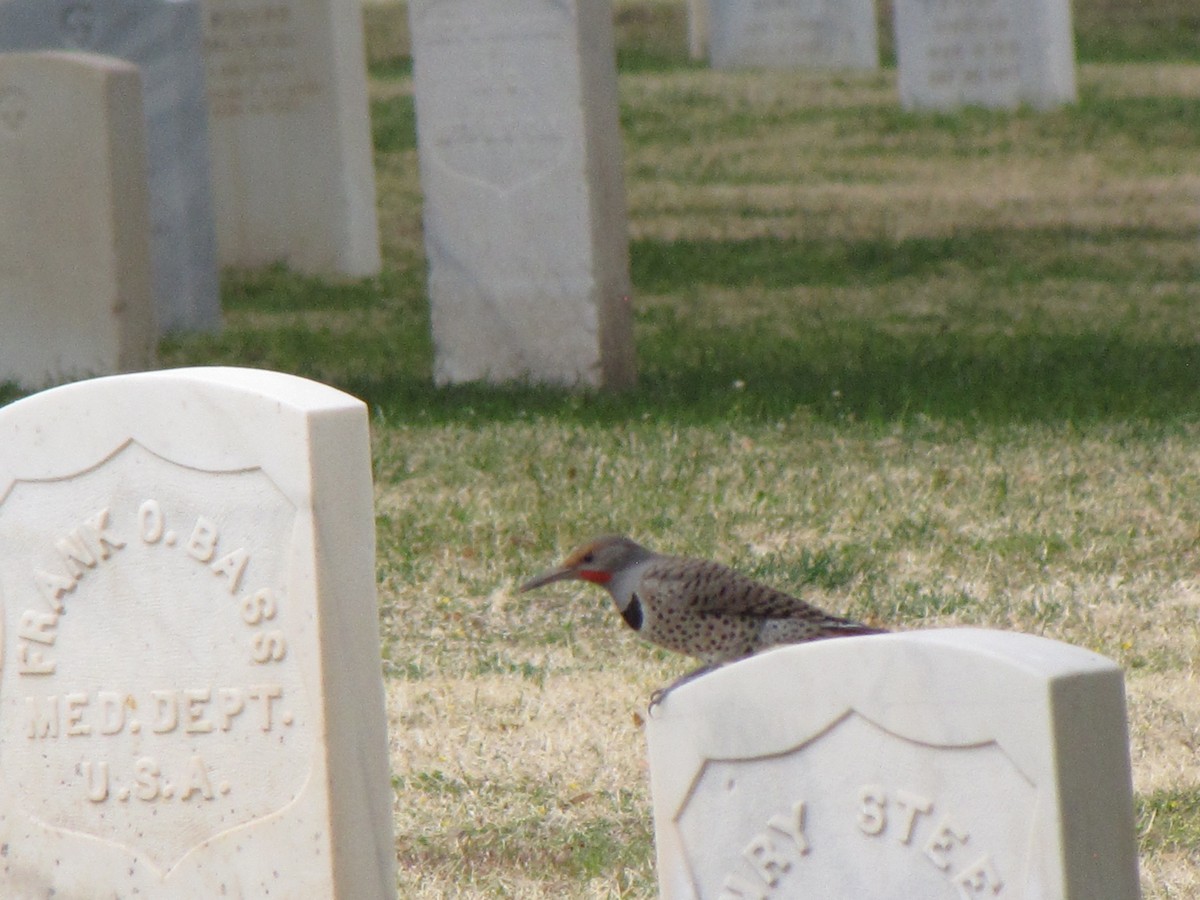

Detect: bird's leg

[648,663,720,711]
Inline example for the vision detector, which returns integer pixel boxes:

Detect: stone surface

[408,0,636,389]
[647,629,1140,899]
[0,51,155,388]
[0,368,395,897]
[708,0,879,70]
[0,0,221,333]
[893,0,1077,110]
[200,0,381,276]
[687,0,708,60]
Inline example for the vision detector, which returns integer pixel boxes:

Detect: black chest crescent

[622,594,644,631]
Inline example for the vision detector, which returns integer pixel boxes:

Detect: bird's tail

[826,619,888,637]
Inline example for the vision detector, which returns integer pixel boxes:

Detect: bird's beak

[519,565,575,592]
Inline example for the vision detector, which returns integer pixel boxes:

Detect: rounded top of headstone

[0,368,366,502]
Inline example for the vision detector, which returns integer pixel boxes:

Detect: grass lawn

[130,1,1200,896]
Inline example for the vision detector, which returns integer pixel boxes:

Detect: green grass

[161,223,1200,429]
[17,2,1200,895]
[629,229,1198,288]
[1075,14,1200,64]
[1139,790,1200,854]
[370,90,417,154]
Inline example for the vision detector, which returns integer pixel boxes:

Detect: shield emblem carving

[412,0,577,193]
[675,711,1038,898]
[0,440,312,876]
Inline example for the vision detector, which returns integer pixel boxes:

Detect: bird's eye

[581,552,595,564]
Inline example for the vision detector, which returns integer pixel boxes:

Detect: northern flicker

[520,535,884,670]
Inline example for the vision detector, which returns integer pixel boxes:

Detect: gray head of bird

[519,535,654,599]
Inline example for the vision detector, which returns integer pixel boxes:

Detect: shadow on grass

[1075,17,1200,64]
[126,227,1200,430]
[143,314,1200,429]
[350,227,1200,427]
[631,228,1200,290]
[339,325,1200,429]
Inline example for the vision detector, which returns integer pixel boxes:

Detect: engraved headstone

[647,629,1140,899]
[0,368,395,897]
[0,51,155,388]
[408,0,636,389]
[200,0,381,276]
[707,0,879,70]
[0,0,221,333]
[893,0,1077,110]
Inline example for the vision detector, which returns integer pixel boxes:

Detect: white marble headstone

[0,51,155,388]
[0,0,221,333]
[893,0,1077,110]
[408,0,636,389]
[647,629,1140,899]
[707,0,879,70]
[200,0,381,276]
[0,368,395,897]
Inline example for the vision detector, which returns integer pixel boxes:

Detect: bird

[520,535,885,696]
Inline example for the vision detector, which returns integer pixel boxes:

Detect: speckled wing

[640,556,817,617]
[641,555,881,633]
